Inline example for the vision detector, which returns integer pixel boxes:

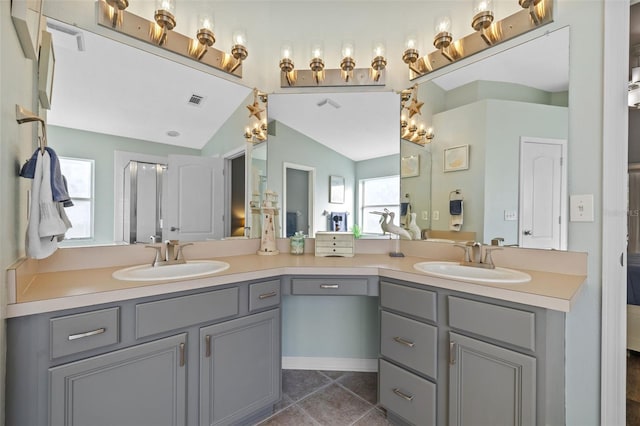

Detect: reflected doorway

[283,162,315,237]
[225,150,246,237]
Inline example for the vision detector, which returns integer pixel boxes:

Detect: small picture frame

[38,30,55,109]
[401,155,420,178]
[329,175,345,204]
[444,144,469,172]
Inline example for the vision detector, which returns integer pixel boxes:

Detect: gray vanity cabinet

[378,280,565,426]
[49,333,187,426]
[448,332,536,426]
[199,308,281,426]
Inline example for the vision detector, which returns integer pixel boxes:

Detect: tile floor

[258,370,391,426]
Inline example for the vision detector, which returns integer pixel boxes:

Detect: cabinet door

[200,309,280,426]
[49,333,187,426]
[449,332,536,426]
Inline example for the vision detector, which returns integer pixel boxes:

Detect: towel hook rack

[449,189,463,201]
[16,105,47,153]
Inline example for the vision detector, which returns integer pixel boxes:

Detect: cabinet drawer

[379,359,436,426]
[448,296,535,351]
[50,307,120,359]
[381,311,437,379]
[315,240,355,248]
[291,278,368,295]
[136,287,239,338]
[249,280,281,312]
[380,282,437,322]
[315,247,354,256]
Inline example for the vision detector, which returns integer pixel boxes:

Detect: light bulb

[372,41,385,58]
[434,15,451,34]
[405,35,418,50]
[156,0,175,13]
[198,12,214,31]
[473,0,492,14]
[281,43,293,59]
[233,29,246,46]
[341,41,355,59]
[311,41,324,60]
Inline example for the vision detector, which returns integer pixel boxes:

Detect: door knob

[523,230,532,235]
[170,226,180,231]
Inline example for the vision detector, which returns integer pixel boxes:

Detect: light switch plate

[432,211,440,221]
[570,194,594,222]
[504,210,517,221]
[422,211,429,220]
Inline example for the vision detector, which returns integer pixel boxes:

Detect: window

[359,175,400,235]
[59,157,94,240]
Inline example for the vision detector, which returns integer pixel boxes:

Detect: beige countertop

[6,252,587,318]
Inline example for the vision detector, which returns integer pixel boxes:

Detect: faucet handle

[483,247,502,267]
[454,243,471,263]
[176,243,193,261]
[145,245,163,266]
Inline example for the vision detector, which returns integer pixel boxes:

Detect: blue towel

[400,202,410,216]
[20,147,71,204]
[450,200,463,215]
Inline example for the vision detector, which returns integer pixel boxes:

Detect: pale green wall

[201,92,253,158]
[484,100,568,245]
[267,121,356,234]
[49,126,199,245]
[282,296,379,359]
[1,2,41,422]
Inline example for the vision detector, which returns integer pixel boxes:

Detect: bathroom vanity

[4,246,585,426]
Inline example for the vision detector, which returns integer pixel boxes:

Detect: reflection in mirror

[401,27,569,249]
[45,19,259,246]
[268,92,399,238]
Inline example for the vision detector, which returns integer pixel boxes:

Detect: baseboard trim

[282,357,378,372]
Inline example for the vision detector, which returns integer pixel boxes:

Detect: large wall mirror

[401,26,570,250]
[46,18,263,246]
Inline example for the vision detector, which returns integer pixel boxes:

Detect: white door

[166,154,223,241]
[518,137,567,250]
[282,162,315,237]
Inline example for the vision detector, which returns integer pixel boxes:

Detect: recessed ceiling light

[166,130,180,137]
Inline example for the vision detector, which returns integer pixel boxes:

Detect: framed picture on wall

[444,144,470,172]
[329,175,345,203]
[401,155,420,178]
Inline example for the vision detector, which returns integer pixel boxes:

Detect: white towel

[26,151,71,259]
[449,203,463,231]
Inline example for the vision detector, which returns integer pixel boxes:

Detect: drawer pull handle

[393,388,414,402]
[393,336,415,348]
[205,335,211,358]
[258,291,278,300]
[68,328,106,341]
[450,341,457,365]
[320,284,339,289]
[179,342,186,367]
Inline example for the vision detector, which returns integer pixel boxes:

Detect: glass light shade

[156,0,175,13]
[372,41,386,58]
[198,12,214,31]
[233,29,247,46]
[434,15,451,34]
[281,43,293,59]
[310,41,324,60]
[405,34,418,50]
[341,41,355,58]
[473,0,493,14]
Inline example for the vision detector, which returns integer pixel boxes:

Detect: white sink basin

[413,261,531,284]
[112,260,230,281]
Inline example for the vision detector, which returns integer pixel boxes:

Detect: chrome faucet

[145,240,192,267]
[454,241,502,269]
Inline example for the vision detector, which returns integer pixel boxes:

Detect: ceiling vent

[187,94,206,107]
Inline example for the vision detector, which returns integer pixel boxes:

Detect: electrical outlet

[422,211,429,220]
[432,211,440,221]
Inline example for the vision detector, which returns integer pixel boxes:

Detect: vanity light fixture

[244,88,268,144]
[402,34,421,75]
[153,0,176,46]
[340,41,356,82]
[309,41,325,84]
[194,12,215,60]
[433,15,454,62]
[278,41,386,88]
[105,0,128,27]
[404,0,553,79]
[96,0,246,78]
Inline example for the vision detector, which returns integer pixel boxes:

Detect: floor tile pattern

[258,370,391,426]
